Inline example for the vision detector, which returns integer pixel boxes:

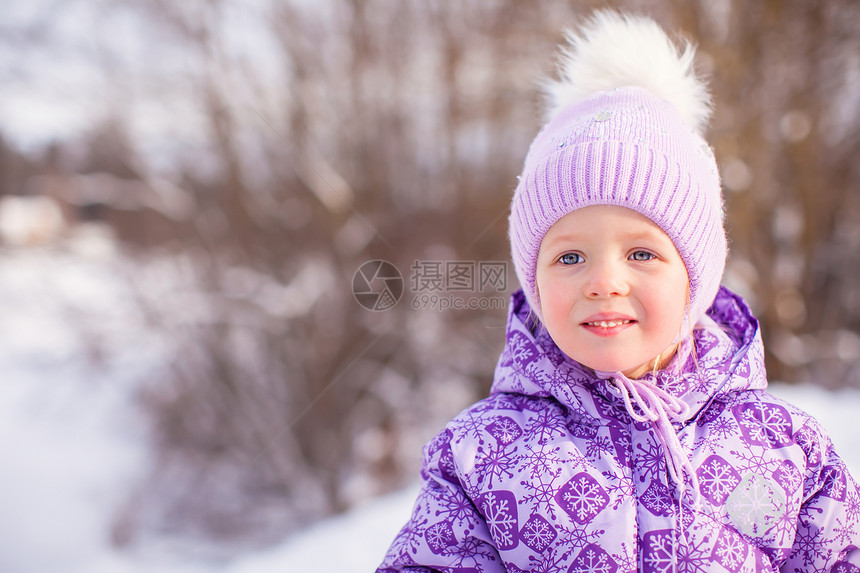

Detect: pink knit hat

[509,11,726,324]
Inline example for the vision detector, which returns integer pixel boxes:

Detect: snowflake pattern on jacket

[377,287,860,573]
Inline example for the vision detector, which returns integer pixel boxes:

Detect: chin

[576,357,635,374]
[582,353,653,375]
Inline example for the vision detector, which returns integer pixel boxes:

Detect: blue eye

[559,253,584,265]
[630,250,656,262]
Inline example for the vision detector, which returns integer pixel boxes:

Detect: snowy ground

[1,246,860,573]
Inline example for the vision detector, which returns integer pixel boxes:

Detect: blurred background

[1,0,859,568]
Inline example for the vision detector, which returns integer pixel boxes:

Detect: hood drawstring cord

[605,371,702,507]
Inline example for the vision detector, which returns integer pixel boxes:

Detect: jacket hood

[491,286,767,425]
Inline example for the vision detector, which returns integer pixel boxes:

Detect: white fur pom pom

[544,10,712,135]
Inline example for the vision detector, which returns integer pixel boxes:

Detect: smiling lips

[585,319,632,328]
[581,316,636,336]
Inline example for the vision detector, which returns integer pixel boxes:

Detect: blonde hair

[650,288,700,379]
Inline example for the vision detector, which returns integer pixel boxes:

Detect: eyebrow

[623,230,664,243]
[544,228,665,249]
[542,233,582,250]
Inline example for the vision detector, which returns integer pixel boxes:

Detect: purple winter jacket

[377,287,860,572]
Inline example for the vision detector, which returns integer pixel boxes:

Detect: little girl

[378,11,860,573]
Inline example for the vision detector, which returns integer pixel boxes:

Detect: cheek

[534,269,551,311]
[537,274,567,312]
[656,275,689,329]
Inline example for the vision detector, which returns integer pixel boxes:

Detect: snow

[223,486,419,573]
[1,246,859,573]
[769,383,860,473]
[0,245,150,573]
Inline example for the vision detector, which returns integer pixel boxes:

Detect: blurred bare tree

[693,1,860,388]
[104,0,551,550]
[2,0,859,554]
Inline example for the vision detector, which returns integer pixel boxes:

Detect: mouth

[580,315,636,336]
[582,319,634,328]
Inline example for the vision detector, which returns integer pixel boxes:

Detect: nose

[584,260,629,298]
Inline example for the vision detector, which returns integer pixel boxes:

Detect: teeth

[587,320,632,328]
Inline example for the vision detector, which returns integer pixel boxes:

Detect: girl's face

[536,205,689,379]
